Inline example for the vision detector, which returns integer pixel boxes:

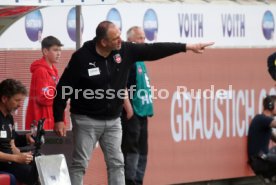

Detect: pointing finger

[202,42,215,48]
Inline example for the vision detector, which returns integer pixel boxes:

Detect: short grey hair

[126,26,142,41]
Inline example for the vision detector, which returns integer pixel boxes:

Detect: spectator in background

[53,20,214,185]
[248,95,276,179]
[121,26,153,185]
[26,36,66,132]
[0,79,38,185]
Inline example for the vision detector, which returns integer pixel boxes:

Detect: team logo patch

[113,54,122,64]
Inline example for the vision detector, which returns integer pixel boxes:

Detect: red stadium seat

[0,173,11,185]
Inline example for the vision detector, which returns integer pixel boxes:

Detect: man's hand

[25,133,35,144]
[126,109,134,120]
[186,42,214,53]
[54,121,67,137]
[123,88,134,120]
[13,152,33,164]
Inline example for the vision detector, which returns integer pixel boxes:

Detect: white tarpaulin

[35,154,71,185]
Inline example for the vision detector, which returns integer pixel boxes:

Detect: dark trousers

[121,114,148,185]
[0,161,38,185]
[249,146,276,179]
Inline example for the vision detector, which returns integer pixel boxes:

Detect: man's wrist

[183,43,187,52]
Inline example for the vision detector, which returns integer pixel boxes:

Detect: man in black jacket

[248,95,276,179]
[53,20,214,185]
[0,79,37,185]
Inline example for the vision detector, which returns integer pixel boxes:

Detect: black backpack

[267,52,276,81]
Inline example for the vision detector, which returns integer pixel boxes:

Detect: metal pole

[76,5,81,50]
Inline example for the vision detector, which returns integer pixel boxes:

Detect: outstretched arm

[128,41,215,62]
[186,42,214,54]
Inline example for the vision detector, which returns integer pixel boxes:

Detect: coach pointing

[53,20,214,185]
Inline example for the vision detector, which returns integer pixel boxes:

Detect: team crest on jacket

[113,54,122,64]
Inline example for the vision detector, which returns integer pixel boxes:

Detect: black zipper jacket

[53,39,186,122]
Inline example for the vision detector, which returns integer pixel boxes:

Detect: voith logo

[143,9,158,41]
[67,7,84,42]
[262,10,275,40]
[25,10,43,42]
[107,8,122,31]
